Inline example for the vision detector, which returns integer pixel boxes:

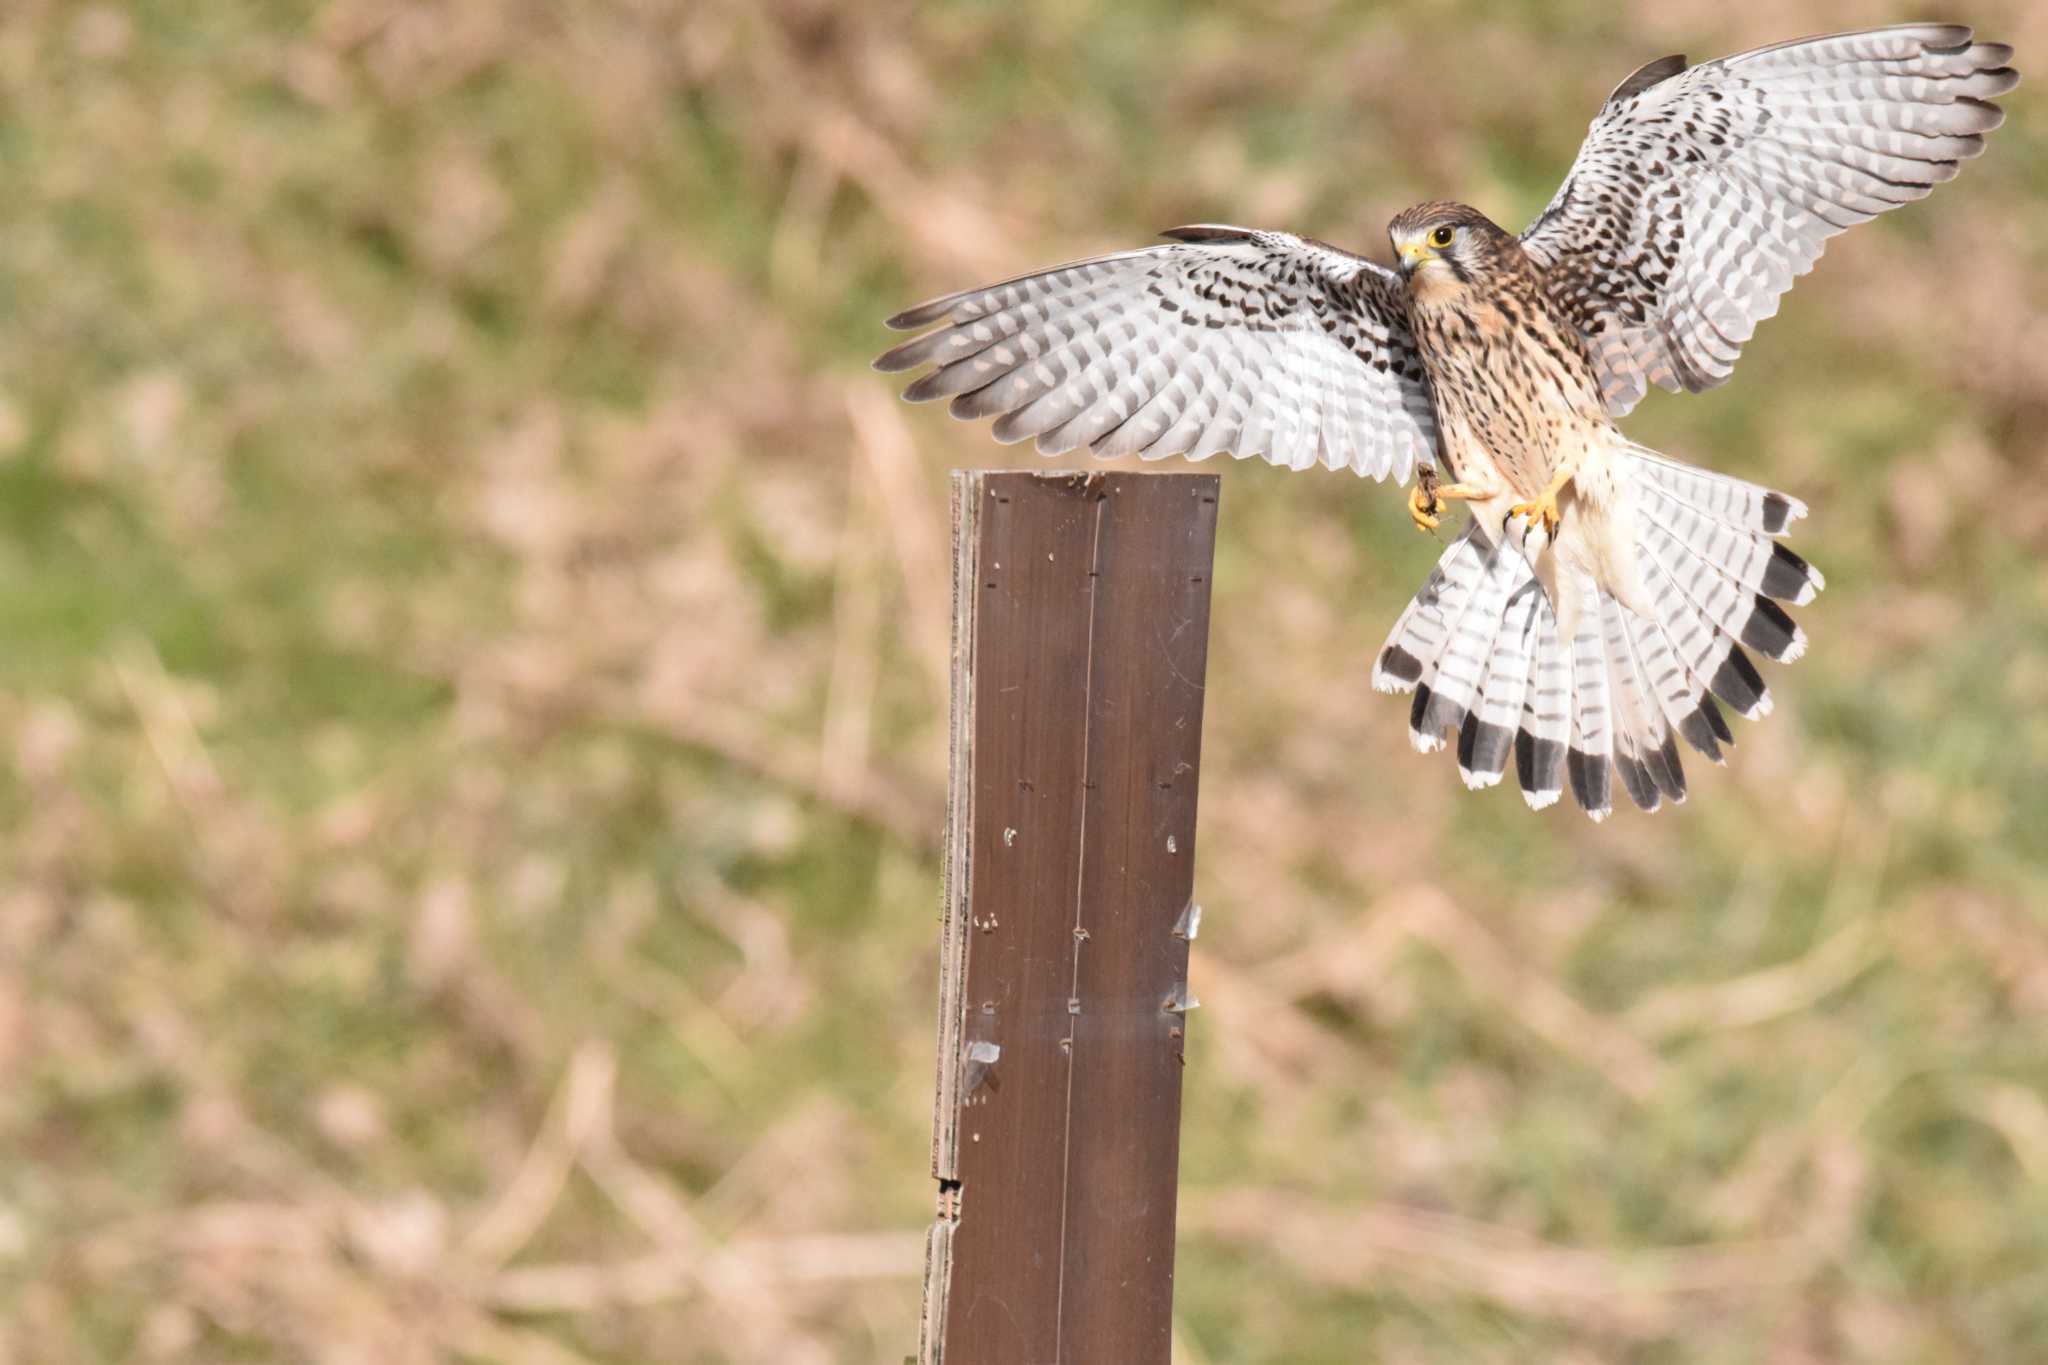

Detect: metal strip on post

[921,470,1219,1365]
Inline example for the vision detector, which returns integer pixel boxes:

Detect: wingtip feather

[1159,224,1253,243]
[884,299,955,331]
[1951,95,2008,134]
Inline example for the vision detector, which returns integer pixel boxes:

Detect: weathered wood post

[919,470,1219,1363]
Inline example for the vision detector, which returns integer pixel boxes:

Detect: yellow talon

[1510,466,1573,538]
[1509,493,1562,537]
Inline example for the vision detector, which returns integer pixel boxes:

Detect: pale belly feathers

[1407,283,1653,623]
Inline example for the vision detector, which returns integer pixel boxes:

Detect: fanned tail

[1374,446,1823,818]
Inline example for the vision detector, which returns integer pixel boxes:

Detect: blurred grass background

[0,1,2044,1361]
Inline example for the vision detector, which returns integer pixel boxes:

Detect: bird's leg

[1408,467,1500,532]
[1509,460,1574,538]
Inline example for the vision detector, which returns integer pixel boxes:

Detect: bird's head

[1388,202,1510,286]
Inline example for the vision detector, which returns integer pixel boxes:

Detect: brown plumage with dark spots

[1383,199,1647,652]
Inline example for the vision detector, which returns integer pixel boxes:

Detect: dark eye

[1429,225,1456,248]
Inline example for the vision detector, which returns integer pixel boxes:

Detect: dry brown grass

[0,2,2043,1361]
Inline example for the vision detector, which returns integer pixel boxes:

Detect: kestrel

[875,25,2016,819]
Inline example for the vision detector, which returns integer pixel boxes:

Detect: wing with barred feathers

[1522,24,2017,415]
[876,228,1439,482]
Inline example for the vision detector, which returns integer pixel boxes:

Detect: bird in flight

[875,25,2016,819]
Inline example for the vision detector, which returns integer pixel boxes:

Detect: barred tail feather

[1629,446,1807,537]
[1565,576,1614,820]
[1458,582,1543,789]
[1635,550,1766,720]
[1515,594,1571,810]
[1410,532,1525,755]
[1604,593,1685,809]
[1374,523,1522,755]
[1627,444,1822,738]
[1377,527,1572,809]
[1623,603,1724,768]
[1372,521,1491,698]
[1375,448,1819,819]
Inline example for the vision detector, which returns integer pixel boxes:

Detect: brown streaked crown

[1387,200,1510,244]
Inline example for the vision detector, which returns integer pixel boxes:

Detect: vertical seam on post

[1051,486,1108,1362]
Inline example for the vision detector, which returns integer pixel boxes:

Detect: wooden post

[920,470,1219,1364]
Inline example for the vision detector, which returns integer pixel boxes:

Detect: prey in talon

[1409,465,1443,532]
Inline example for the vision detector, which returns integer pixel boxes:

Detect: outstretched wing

[875,228,1438,483]
[1521,24,2017,415]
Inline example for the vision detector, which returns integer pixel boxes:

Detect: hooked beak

[1397,240,1430,275]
